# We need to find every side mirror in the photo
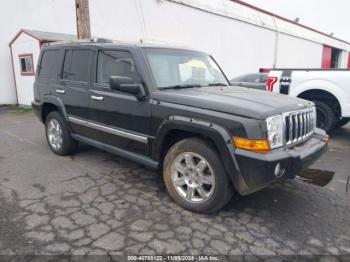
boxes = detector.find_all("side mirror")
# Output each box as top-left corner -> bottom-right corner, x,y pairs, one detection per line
109,76 -> 145,99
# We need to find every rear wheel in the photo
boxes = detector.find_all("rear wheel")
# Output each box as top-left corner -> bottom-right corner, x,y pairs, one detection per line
313,100 -> 337,133
163,138 -> 234,214
335,118 -> 350,129
45,111 -> 78,155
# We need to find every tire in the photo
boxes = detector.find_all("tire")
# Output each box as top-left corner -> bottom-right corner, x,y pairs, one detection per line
313,100 -> 337,133
335,118 -> 350,129
163,138 -> 234,214
45,111 -> 78,155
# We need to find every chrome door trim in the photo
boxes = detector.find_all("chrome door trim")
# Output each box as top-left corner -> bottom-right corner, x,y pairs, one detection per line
55,89 -> 66,94
91,95 -> 104,101
68,116 -> 148,144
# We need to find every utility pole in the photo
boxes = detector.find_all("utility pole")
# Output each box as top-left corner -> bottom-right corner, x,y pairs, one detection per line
75,0 -> 91,39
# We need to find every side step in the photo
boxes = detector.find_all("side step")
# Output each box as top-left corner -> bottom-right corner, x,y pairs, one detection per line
71,134 -> 159,170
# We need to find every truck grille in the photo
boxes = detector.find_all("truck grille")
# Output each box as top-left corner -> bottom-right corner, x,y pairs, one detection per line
284,108 -> 315,146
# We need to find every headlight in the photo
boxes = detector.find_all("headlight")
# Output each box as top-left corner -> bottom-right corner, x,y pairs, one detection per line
266,115 -> 284,149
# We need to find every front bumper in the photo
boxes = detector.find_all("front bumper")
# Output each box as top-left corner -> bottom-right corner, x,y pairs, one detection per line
234,128 -> 328,195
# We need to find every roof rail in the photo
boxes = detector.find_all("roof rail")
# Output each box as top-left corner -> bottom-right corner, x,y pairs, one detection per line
46,38 -> 113,46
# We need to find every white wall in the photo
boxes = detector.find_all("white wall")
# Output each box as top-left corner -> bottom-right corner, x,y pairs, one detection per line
89,0 -> 346,80
276,34 -> 324,68
11,34 -> 41,106
0,0 -> 76,104
89,0 -> 276,79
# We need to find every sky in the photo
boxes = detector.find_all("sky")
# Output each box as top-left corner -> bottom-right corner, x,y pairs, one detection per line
241,0 -> 350,42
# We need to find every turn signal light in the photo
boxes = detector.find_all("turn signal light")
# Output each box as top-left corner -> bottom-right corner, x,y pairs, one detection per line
233,137 -> 270,152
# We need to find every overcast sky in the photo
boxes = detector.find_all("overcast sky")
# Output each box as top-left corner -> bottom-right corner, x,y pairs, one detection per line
242,0 -> 350,42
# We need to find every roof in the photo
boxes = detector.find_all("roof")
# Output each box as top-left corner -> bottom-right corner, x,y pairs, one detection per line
9,29 -> 77,46
168,0 -> 350,51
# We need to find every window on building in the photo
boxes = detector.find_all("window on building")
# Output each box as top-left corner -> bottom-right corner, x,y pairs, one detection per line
19,54 -> 34,76
39,50 -> 61,79
330,48 -> 341,69
62,49 -> 90,82
96,50 -> 139,86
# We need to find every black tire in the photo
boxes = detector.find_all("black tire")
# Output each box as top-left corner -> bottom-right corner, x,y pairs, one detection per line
335,118 -> 350,129
313,100 -> 337,133
45,111 -> 78,155
163,138 -> 234,214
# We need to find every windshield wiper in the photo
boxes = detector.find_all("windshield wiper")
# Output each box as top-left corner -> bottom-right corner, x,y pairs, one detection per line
160,84 -> 202,90
207,82 -> 229,87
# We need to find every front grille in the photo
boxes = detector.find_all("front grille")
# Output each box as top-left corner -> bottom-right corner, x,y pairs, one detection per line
284,108 -> 315,146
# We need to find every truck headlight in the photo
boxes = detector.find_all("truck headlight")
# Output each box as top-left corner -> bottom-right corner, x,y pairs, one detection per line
266,115 -> 284,149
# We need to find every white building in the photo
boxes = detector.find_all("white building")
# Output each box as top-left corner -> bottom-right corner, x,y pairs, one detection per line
2,0 -> 350,105
9,30 -> 76,105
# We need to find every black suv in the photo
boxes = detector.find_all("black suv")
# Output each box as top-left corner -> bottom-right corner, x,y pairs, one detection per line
32,39 -> 328,213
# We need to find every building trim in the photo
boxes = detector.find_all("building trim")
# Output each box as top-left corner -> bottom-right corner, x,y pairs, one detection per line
229,0 -> 350,46
8,29 -> 41,47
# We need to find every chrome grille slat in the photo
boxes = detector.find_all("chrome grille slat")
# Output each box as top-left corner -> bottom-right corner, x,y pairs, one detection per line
303,113 -> 307,137
284,108 -> 315,146
299,113 -> 303,139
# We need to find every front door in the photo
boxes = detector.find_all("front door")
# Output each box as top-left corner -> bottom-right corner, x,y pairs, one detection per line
88,49 -> 151,155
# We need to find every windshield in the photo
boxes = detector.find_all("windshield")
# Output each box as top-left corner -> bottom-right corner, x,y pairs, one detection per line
143,48 -> 229,89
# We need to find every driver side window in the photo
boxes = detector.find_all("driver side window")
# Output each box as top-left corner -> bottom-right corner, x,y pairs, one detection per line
96,50 -> 139,86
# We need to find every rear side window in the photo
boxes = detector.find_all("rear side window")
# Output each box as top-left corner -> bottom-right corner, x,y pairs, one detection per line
96,50 -> 139,86
39,50 -> 61,79
62,49 -> 90,82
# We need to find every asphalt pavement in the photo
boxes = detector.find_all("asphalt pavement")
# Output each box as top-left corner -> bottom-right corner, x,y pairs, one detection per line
0,112 -> 349,259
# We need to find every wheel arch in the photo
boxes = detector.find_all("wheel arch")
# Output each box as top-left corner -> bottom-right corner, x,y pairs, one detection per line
41,95 -> 68,123
152,116 -> 249,194
292,81 -> 345,117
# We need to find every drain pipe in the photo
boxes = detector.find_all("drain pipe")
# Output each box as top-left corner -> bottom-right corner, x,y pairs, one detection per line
273,15 -> 279,68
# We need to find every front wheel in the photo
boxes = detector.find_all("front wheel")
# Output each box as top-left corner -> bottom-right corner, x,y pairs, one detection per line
163,138 -> 234,214
313,100 -> 337,133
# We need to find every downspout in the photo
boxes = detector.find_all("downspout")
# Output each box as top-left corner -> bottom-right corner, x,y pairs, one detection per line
272,15 -> 279,68
9,44 -> 19,105
135,0 -> 148,42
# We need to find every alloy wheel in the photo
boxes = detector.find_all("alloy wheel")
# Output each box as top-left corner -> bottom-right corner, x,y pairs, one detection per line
171,152 -> 215,203
47,119 -> 63,150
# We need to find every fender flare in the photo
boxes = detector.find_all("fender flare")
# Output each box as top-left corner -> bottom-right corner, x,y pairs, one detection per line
41,95 -> 68,122
153,115 -> 250,194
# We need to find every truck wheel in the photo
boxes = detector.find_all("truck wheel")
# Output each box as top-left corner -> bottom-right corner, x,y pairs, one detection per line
335,118 -> 350,129
45,111 -> 78,155
313,100 -> 337,133
163,138 -> 234,214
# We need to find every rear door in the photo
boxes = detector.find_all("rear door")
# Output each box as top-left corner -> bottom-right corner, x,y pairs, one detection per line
57,48 -> 93,138
88,48 -> 151,155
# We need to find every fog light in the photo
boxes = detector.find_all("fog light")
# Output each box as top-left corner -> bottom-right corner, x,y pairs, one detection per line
274,162 -> 286,178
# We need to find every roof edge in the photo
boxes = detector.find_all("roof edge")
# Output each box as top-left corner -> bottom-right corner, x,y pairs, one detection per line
230,0 -> 350,46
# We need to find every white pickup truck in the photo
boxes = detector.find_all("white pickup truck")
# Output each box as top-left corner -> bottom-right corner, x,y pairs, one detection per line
266,69 -> 350,132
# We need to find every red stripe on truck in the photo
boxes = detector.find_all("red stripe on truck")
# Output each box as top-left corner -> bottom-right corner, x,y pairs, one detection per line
348,53 -> 350,68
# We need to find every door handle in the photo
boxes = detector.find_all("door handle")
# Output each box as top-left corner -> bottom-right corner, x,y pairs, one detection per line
91,95 -> 104,101
55,89 -> 66,94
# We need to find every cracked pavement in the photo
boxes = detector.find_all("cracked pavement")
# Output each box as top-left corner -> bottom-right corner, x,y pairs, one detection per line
0,112 -> 349,258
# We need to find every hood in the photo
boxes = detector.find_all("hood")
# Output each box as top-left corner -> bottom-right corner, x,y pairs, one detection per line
153,86 -> 313,119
